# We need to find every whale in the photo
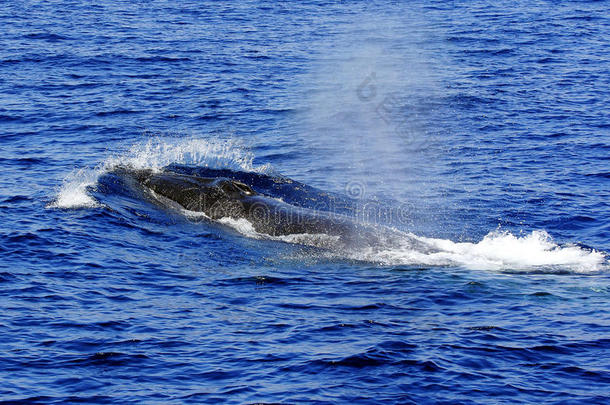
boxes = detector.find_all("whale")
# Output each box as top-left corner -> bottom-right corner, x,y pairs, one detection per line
111,166 -> 437,253
114,167 -> 363,243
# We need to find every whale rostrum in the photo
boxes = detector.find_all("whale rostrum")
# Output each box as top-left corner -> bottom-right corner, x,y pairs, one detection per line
116,167 -> 358,239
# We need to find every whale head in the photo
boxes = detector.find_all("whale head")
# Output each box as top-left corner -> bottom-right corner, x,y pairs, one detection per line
116,167 -> 257,218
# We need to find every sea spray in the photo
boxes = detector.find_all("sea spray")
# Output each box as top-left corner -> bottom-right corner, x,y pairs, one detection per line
49,137 -> 271,209
365,230 -> 607,273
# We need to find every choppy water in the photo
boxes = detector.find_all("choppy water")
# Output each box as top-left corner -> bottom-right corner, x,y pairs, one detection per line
1,1 -> 609,403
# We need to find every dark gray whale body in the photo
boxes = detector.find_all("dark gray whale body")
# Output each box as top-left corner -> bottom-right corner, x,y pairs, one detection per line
118,167 -> 360,241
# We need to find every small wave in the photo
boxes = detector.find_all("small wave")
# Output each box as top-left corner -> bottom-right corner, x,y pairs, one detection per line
95,109 -> 142,117
134,56 -> 192,63
0,114 -> 25,123
23,32 -> 71,42
49,137 -> 271,209
366,230 -> 606,273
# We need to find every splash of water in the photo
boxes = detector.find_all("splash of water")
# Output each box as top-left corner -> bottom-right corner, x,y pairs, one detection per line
186,210 -> 343,250
47,167 -> 102,209
105,137 -> 271,173
49,137 -> 271,209
182,206 -> 606,273
361,230 -> 607,273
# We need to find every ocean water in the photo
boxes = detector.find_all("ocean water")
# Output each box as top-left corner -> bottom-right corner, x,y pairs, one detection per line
1,0 -> 609,403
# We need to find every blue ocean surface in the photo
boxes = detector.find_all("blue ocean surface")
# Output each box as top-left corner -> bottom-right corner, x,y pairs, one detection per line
1,0 -> 609,403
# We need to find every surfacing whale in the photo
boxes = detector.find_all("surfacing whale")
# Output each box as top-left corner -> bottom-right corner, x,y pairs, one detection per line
112,166 -> 438,254
115,167 -> 366,245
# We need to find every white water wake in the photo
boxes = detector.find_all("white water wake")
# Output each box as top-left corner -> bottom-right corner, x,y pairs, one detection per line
186,208 -> 607,273
363,230 -> 607,273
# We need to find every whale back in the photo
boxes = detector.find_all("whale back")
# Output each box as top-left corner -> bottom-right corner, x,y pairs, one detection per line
139,172 -> 256,219
115,167 -> 357,241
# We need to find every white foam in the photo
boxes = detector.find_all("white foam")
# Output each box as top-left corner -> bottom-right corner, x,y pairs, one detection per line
364,230 -> 607,273
104,137 -> 271,173
47,167 -> 102,209
209,214 -> 606,273
49,137 -> 270,209
216,216 -> 342,249
217,217 -> 261,238
276,232 -> 342,248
